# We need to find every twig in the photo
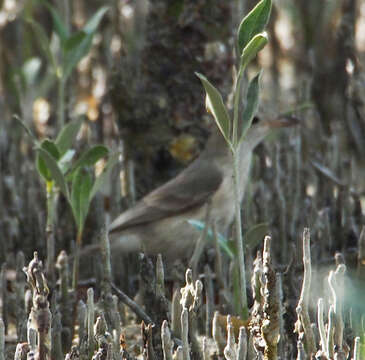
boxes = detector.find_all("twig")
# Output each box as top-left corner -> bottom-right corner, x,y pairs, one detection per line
171,288 -> 182,337
213,311 -> 225,359
181,308 -> 190,360
317,298 -> 327,355
224,315 -> 237,360
161,320 -> 173,360
87,288 -> 95,358
295,228 -> 316,356
111,282 -> 154,325
327,305 -> 335,359
204,264 -> 214,336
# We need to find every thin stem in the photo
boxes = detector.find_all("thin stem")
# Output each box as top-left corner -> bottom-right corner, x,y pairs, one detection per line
72,230 -> 82,290
100,225 -> 112,293
58,78 -> 65,129
317,298 -> 327,355
232,65 -> 245,146
46,182 -> 56,284
233,151 -> 248,319
62,0 -> 70,34
87,288 -> 95,357
232,58 -> 248,319
0,318 -> 4,360
296,228 -> 316,356
111,283 -> 153,325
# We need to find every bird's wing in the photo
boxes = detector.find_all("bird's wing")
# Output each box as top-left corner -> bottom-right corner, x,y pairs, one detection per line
109,160 -> 223,232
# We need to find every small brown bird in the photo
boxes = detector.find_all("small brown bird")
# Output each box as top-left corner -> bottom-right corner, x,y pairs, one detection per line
107,117 -> 296,260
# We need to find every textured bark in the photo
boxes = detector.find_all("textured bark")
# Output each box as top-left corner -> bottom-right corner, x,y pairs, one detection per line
110,1 -> 234,196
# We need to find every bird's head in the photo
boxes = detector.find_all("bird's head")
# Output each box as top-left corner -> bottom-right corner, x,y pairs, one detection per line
204,115 -> 299,160
241,115 -> 299,151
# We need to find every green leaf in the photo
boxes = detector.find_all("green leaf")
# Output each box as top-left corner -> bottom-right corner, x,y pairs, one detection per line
37,138 -> 61,181
187,219 -> 234,259
83,6 -> 109,34
22,58 -> 42,87
62,6 -> 108,80
45,3 -> 69,43
71,169 -> 92,231
237,0 -> 272,54
244,223 -> 268,249
68,145 -> 109,178
195,72 -> 231,145
13,115 -> 39,146
239,71 -> 261,143
55,118 -> 83,155
27,19 -> 57,70
58,149 -> 76,174
241,32 -> 268,68
37,147 -> 69,199
64,31 -> 88,52
63,33 -> 92,80
37,155 -> 51,181
42,139 -> 60,159
89,152 -> 119,200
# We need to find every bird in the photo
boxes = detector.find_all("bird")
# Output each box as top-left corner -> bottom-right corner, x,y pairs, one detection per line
106,116 -> 297,261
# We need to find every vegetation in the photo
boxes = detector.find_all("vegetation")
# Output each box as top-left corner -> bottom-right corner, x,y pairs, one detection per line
0,0 -> 364,359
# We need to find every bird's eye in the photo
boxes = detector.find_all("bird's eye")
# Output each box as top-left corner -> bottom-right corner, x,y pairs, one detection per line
252,116 -> 260,125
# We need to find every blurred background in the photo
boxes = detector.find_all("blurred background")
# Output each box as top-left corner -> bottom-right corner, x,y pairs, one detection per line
0,0 -> 364,275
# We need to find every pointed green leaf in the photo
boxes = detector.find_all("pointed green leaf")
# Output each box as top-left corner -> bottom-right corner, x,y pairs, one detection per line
241,32 -> 268,68
36,139 -> 60,181
63,33 -> 92,80
37,148 -> 69,199
244,223 -> 268,249
69,145 -> 109,177
64,31 -> 88,52
35,159 -> 51,183
36,152 -> 50,181
35,153 -> 52,182
41,139 -> 61,159
237,0 -> 272,54
83,6 -> 109,34
55,118 -> 83,155
45,3 -> 69,43
89,152 -> 119,200
13,115 -> 39,146
27,20 -> 57,69
71,169 -> 92,231
239,71 -> 261,142
195,72 -> 231,145
62,6 -> 108,80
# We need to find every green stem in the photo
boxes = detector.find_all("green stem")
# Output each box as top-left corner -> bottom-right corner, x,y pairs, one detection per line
46,182 -> 56,284
58,77 -> 65,129
63,0 -> 70,34
232,152 -> 248,319
72,229 -> 82,290
232,261 -> 241,314
46,182 -> 56,233
231,59 -> 248,319
232,63 -> 245,146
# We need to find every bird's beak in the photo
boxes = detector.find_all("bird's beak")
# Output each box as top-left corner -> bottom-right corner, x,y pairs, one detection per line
263,115 -> 300,128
